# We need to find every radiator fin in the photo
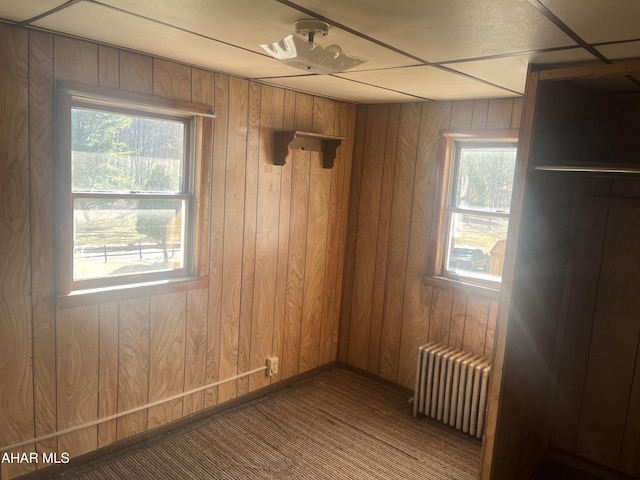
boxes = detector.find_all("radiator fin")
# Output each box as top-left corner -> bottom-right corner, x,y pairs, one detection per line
413,342 -> 491,439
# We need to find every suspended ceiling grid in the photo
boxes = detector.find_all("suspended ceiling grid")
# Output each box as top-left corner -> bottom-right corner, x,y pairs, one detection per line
1,0 -> 639,103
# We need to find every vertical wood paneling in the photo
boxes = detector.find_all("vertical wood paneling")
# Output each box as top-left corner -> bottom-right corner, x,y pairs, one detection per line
462,297 -> 490,357
398,102 -> 451,387
191,68 -> 214,279
320,101 -> 348,366
117,298 -> 150,440
148,292 -> 186,428
428,288 -> 453,345
575,205 -> 640,468
249,84 -> 283,390
271,89 -> 296,382
98,45 -> 119,88
0,24 -> 36,480
183,288 -> 208,415
486,98 -> 515,129
204,73 -> 228,406
378,103 -> 422,381
282,149 -> 310,378
315,97 -> 342,367
368,104 -> 400,374
510,98 -> 523,129
237,79 -> 259,396
485,300 -> 499,358
471,100 -> 489,129
449,292 -> 468,350
299,98 -> 334,373
53,36 -> 98,84
153,59 -> 191,101
119,51 -> 152,94
348,104 -> 389,370
338,105 -> 366,364
57,306 -> 99,457
97,302 -> 119,448
4,24 -> 357,476
550,196 -> 607,451
449,100 -> 474,130
331,104 -> 357,363
298,151 -> 331,372
28,29 -> 58,466
344,98 -> 518,388
282,94 -> 313,379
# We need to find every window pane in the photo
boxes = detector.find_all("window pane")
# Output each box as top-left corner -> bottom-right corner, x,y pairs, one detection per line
74,198 -> 185,280
454,147 -> 516,213
446,212 -> 509,282
71,108 -> 185,193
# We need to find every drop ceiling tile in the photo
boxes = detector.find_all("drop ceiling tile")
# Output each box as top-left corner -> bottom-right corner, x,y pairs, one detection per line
260,75 -> 421,104
447,47 -> 598,94
336,65 -> 516,101
97,0 -> 419,71
0,0 -> 69,22
293,0 -> 577,62
32,1 -> 303,79
596,41 -> 640,62
540,0 -> 640,44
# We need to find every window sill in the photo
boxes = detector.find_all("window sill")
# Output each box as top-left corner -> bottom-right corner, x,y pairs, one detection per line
57,277 -> 209,309
423,275 -> 501,301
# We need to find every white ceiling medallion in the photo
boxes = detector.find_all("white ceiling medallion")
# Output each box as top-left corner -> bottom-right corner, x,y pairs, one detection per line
260,19 -> 367,74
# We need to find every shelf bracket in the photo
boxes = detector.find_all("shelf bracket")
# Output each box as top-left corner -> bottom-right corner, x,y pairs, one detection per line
274,131 -> 346,168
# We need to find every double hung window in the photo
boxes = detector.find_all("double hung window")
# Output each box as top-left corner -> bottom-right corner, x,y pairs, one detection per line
436,131 -> 518,285
56,84 -> 206,294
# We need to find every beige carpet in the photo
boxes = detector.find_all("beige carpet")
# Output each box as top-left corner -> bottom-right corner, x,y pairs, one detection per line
51,369 -> 481,479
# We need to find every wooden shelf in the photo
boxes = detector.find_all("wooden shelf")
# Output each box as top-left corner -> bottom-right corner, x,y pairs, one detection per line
274,131 -> 346,168
534,164 -> 640,174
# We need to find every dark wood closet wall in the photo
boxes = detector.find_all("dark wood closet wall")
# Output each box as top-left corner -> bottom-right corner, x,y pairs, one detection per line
485,64 -> 640,480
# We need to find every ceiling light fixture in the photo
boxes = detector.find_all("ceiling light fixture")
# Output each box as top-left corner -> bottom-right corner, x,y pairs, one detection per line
260,19 -> 367,74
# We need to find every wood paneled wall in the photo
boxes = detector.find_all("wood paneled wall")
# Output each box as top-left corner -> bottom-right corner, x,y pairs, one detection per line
0,23 -> 354,480
340,98 -> 522,388
550,178 -> 640,478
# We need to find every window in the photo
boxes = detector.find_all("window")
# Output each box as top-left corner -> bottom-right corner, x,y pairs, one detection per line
56,83 -> 212,294
434,130 -> 518,286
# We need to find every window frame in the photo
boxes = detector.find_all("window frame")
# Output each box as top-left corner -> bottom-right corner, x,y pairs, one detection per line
429,129 -> 519,288
55,81 -> 214,296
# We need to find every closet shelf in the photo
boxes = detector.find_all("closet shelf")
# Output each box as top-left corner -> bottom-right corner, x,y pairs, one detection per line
273,131 -> 346,168
534,164 -> 640,174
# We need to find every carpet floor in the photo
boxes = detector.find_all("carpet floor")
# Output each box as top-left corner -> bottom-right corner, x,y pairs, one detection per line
45,368 -> 482,479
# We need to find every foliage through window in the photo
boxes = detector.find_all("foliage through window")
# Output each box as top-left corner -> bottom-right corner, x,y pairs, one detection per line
439,132 -> 518,285
57,87 -> 198,292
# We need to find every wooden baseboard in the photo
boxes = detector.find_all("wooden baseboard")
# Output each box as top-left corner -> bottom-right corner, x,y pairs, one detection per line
18,362 -> 338,480
336,361 -> 414,397
547,449 -> 638,480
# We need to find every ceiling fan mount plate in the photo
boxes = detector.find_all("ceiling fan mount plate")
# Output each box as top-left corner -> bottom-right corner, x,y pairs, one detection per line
294,19 -> 329,40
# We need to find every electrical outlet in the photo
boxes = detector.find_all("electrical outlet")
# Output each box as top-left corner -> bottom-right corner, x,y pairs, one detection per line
266,356 -> 278,376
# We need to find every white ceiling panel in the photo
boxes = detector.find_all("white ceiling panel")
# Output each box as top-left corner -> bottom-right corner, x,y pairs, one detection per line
0,0 -> 68,22
447,48 -> 598,94
2,0 -> 631,103
32,1 -> 302,79
261,74 -> 420,104
337,66 -> 516,101
293,0 -> 577,62
596,41 -> 640,62
540,0 -> 640,44
96,0 -> 419,72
